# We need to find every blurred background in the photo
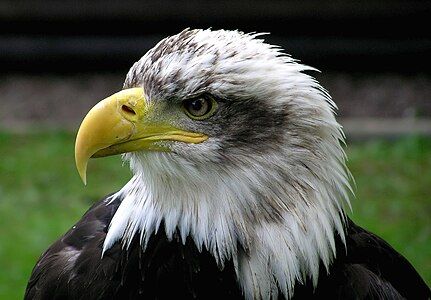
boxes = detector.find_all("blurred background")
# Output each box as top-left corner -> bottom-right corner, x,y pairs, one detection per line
0,0 -> 430,298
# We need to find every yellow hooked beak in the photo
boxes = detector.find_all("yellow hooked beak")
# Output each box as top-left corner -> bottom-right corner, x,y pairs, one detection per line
75,88 -> 208,185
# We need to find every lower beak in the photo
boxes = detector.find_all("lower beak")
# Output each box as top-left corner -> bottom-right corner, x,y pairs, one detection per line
74,88 -> 207,184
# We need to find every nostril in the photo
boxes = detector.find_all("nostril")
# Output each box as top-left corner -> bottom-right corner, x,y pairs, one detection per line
121,105 -> 136,115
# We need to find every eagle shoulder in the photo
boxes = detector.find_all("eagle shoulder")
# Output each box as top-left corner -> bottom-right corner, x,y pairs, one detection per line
341,219 -> 430,299
295,218 -> 431,299
24,194 -> 121,300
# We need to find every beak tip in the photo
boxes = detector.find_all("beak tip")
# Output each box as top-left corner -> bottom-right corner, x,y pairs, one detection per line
76,161 -> 88,186
79,170 -> 87,186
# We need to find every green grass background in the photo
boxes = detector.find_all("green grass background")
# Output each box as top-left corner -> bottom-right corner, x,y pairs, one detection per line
0,131 -> 430,299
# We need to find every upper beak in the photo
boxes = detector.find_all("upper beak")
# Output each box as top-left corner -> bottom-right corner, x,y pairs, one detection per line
75,88 -> 208,185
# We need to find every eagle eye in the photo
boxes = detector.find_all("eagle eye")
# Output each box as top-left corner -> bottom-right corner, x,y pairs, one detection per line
182,96 -> 217,120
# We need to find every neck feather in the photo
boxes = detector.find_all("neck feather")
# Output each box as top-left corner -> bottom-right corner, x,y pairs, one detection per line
103,135 -> 351,299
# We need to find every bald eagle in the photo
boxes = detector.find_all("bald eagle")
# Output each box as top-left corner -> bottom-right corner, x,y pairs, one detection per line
25,29 -> 429,300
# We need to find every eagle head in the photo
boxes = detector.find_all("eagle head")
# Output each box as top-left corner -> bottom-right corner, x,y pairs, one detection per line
75,29 -> 352,299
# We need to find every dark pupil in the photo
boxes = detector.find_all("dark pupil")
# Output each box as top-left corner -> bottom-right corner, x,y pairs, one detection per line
191,100 -> 203,112
187,98 -> 209,117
